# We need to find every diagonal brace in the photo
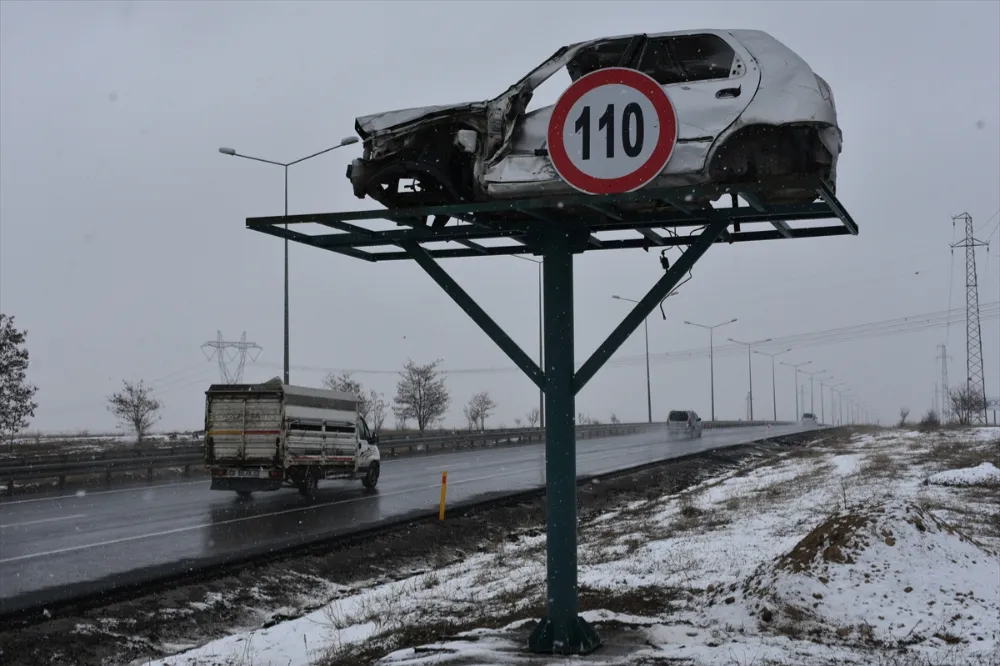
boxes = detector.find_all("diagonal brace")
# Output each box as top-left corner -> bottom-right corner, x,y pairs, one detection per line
402,242 -> 545,390
574,220 -> 730,394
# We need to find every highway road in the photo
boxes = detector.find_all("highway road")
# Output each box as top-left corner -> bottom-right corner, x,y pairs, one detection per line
0,423 -> 818,614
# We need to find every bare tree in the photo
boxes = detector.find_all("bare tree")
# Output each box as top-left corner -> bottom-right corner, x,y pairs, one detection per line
463,391 -> 497,430
898,407 -> 910,427
462,401 -> 477,430
108,380 -> 162,443
949,385 -> 987,425
393,359 -> 450,433
514,417 -> 523,428
610,413 -> 621,425
919,409 -> 941,430
324,372 -> 370,421
0,314 -> 39,451
525,406 -> 540,428
369,390 -> 387,433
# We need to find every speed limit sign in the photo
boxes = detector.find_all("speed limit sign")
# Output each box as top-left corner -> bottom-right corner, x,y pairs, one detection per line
547,67 -> 678,195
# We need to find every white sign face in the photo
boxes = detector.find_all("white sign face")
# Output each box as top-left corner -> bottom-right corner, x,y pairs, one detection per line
547,67 -> 678,195
560,84 -> 662,181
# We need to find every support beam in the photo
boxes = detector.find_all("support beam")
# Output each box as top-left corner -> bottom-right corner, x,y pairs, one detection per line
527,226 -> 601,655
402,242 -> 545,390
574,220 -> 730,394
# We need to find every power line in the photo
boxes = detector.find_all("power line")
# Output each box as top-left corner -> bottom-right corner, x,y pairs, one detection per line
256,302 -> 998,377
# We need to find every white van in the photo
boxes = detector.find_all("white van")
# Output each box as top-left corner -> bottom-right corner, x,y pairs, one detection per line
667,410 -> 703,438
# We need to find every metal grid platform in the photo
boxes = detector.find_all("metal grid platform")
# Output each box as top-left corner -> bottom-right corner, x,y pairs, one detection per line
245,176 -> 857,261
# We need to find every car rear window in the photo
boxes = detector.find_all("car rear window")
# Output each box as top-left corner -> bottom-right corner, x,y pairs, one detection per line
668,410 -> 689,421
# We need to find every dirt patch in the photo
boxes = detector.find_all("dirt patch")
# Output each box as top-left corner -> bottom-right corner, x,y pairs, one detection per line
0,436 -> 818,666
774,510 -> 877,573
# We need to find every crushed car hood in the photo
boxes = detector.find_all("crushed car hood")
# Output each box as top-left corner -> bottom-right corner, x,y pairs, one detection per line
355,101 -> 486,140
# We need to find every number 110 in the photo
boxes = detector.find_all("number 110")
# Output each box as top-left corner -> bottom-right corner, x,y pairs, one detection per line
573,102 -> 645,160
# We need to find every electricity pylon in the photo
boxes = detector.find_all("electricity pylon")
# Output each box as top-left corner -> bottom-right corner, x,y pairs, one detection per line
201,331 -> 262,384
951,213 -> 989,424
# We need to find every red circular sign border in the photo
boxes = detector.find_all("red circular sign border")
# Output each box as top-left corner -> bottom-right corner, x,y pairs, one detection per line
547,67 -> 678,195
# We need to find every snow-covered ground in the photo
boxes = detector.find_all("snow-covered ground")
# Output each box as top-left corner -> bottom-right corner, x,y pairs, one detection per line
139,427 -> 1000,666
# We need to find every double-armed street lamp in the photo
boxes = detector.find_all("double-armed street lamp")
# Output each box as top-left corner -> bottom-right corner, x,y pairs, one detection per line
728,337 -> 772,421
781,360 -> 812,421
802,369 -> 826,414
683,318 -> 737,421
218,136 -> 360,384
612,293 -> 678,423
754,348 -> 792,421
514,255 -> 544,427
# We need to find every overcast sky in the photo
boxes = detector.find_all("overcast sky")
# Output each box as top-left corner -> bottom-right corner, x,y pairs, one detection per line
1,0 -> 998,434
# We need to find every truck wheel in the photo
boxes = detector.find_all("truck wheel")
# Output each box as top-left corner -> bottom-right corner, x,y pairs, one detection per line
297,471 -> 319,499
362,462 -> 380,491
236,491 -> 253,501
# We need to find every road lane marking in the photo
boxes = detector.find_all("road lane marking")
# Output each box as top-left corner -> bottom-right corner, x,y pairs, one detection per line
0,465 -> 549,564
0,513 -> 87,529
0,480 -> 212,506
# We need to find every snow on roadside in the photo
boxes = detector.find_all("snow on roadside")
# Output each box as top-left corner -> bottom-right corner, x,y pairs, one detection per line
928,462 -> 1000,487
142,428 -> 1000,666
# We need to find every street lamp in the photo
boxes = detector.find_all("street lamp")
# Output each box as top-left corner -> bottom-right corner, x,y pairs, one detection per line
515,255 -> 544,428
613,293 -> 678,423
781,360 -> 812,421
683,318 -> 737,422
802,369 -> 826,414
754,348 -> 792,422
218,135 -> 360,384
728,337 -> 772,421
818,376 -> 834,424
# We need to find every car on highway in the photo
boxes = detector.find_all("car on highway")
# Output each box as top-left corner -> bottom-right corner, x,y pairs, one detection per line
667,409 -> 703,438
801,412 -> 818,424
346,29 -> 841,217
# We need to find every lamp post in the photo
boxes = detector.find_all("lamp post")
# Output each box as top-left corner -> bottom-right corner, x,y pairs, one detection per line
831,383 -> 844,425
781,360 -> 812,421
218,136 -> 360,384
803,369 -> 826,414
683,318 -> 737,422
613,293 -> 677,423
819,376 -> 834,424
515,255 -> 544,428
728,337 -> 772,421
754,348 -> 792,422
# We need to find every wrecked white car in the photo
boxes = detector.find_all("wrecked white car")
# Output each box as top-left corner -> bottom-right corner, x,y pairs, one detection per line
346,30 -> 841,214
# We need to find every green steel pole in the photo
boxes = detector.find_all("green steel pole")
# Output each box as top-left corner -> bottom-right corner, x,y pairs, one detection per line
528,228 -> 599,655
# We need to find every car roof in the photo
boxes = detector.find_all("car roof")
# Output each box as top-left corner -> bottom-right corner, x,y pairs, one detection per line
563,28 -> 772,50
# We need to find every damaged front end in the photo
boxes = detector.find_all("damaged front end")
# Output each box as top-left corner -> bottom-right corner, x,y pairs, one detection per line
346,101 -> 490,209
345,42 -> 593,211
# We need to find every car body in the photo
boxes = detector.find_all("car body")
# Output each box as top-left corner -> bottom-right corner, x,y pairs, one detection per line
667,409 -> 703,438
346,30 -> 841,216
801,412 -> 818,424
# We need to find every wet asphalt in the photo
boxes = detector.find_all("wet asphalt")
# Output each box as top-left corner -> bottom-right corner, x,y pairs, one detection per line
0,423 -> 818,614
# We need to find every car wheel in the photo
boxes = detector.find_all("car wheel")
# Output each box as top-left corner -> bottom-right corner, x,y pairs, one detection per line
362,462 -> 380,491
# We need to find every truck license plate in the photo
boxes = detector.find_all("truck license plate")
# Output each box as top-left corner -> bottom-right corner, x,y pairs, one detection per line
229,469 -> 261,478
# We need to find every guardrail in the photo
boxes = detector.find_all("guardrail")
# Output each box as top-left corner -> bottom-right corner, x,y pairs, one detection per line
0,420 -> 790,496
